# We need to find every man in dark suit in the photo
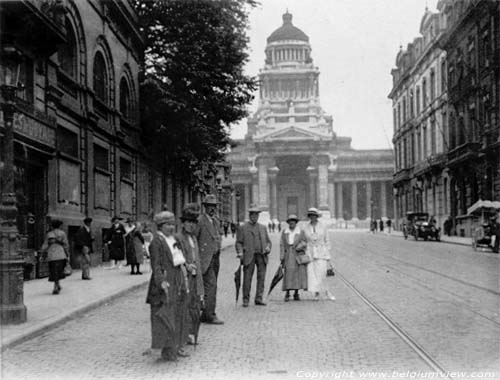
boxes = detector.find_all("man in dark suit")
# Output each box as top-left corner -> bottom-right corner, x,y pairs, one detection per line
196,194 -> 223,324
236,205 -> 272,307
74,217 -> 93,280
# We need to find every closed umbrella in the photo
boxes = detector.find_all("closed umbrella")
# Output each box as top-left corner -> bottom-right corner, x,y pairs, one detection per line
234,264 -> 242,304
267,264 -> 284,297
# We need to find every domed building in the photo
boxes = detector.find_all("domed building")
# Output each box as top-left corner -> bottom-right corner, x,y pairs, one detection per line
228,12 -> 394,226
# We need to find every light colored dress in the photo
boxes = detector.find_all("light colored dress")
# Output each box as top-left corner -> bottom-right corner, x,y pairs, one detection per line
303,221 -> 331,293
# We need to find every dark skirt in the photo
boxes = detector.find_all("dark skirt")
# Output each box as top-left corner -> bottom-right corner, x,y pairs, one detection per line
48,259 -> 66,282
109,246 -> 125,261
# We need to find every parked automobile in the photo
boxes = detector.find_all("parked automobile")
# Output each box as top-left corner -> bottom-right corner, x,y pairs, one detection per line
405,212 -> 440,241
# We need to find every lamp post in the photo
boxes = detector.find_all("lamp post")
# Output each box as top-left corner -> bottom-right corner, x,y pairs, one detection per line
235,190 -> 241,224
0,48 -> 27,324
370,199 -> 374,233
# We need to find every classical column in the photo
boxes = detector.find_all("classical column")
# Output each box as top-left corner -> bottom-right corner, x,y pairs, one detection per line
366,181 -> 372,220
381,181 -> 387,218
307,169 -> 317,207
257,158 -> 270,224
244,183 -> 250,218
351,181 -> 358,220
251,177 -> 258,205
328,181 -> 336,220
268,166 -> 279,220
232,188 -> 237,222
317,159 -> 330,219
337,182 -> 344,220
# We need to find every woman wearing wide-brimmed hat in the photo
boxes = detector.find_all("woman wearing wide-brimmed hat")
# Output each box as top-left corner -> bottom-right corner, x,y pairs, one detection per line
41,219 -> 69,295
280,214 -> 308,301
303,208 -> 335,301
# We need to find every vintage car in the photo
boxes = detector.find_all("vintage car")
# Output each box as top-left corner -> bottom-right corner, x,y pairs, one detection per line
404,212 -> 440,241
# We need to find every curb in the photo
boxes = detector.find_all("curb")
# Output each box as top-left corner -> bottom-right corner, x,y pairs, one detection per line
388,232 -> 471,247
1,281 -> 149,352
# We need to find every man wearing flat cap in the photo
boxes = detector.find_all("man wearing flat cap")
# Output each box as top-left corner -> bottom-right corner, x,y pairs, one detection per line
236,204 -> 272,307
196,194 -> 224,324
74,217 -> 94,280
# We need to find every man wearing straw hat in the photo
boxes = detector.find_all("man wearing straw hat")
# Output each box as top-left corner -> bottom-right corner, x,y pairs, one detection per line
235,204 -> 272,307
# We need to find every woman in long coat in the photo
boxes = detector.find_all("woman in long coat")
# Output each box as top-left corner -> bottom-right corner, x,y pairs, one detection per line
125,220 -> 145,275
303,208 -> 335,301
106,216 -> 126,269
280,214 -> 308,301
146,211 -> 189,362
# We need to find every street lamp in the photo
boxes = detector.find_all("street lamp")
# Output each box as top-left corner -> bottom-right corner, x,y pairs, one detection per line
235,190 -> 241,224
0,47 -> 27,324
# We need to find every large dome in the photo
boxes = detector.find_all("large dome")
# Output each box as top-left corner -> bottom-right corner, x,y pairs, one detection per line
267,12 -> 309,43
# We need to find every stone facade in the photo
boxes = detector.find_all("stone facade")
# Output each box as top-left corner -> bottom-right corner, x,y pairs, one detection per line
228,12 -> 394,226
389,1 -> 500,236
389,8 -> 449,231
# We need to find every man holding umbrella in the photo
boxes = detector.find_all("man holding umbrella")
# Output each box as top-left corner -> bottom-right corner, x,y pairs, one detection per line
235,204 -> 272,307
196,194 -> 224,324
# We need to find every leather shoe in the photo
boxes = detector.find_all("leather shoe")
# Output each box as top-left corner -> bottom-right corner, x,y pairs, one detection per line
242,302 -> 249,308
255,301 -> 266,306
82,277 -> 92,280
205,317 -> 224,325
284,294 -> 290,302
177,349 -> 190,358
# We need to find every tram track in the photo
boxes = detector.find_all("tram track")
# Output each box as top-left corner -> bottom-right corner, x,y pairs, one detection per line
335,269 -> 451,379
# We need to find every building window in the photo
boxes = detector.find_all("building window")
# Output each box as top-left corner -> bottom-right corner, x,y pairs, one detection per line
120,158 -> 132,180
417,129 -> 421,162
430,119 -> 436,154
402,97 -> 407,122
442,111 -> 448,150
94,144 -> 109,172
441,59 -> 447,93
393,108 -> 397,132
397,103 -> 401,129
430,70 -> 436,101
411,133 -> 415,165
410,90 -> 414,118
58,18 -> 77,78
119,78 -> 131,120
57,127 -> 78,158
416,87 -> 421,114
422,78 -> 427,108
93,52 -> 107,103
423,126 -> 427,158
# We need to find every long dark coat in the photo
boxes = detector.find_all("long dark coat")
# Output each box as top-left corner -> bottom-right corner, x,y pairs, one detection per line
106,223 -> 126,261
146,233 -> 188,351
235,222 -> 272,266
280,229 -> 308,290
125,228 -> 145,265
195,214 -> 222,274
176,230 -> 204,338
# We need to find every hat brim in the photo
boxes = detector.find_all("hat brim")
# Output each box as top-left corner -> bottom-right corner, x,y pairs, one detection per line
248,210 -> 261,213
287,218 -> 299,223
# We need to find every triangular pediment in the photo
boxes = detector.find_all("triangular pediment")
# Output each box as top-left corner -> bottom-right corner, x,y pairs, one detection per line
259,126 -> 324,141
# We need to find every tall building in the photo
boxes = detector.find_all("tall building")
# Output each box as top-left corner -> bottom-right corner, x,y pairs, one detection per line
389,8 -> 449,231
437,0 -> 500,236
228,12 -> 394,226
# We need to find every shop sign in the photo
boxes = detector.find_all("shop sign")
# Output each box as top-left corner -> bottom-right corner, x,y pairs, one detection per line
0,110 -> 56,147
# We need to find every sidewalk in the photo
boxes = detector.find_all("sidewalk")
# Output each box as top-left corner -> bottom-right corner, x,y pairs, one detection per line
0,236 -> 236,351
386,229 -> 472,246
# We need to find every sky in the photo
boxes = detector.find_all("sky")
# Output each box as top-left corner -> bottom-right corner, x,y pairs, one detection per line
231,0 -> 439,150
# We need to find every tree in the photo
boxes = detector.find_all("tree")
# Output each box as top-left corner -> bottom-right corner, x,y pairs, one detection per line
137,0 -> 257,182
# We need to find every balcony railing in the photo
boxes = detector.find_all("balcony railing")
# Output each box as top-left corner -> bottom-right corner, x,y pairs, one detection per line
393,168 -> 411,184
447,141 -> 481,166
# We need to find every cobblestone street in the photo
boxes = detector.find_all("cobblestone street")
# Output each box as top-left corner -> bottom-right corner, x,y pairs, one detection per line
2,231 -> 499,380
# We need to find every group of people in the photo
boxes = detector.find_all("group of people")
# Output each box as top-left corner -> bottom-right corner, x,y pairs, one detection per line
147,195 -> 225,362
267,220 -> 281,233
370,218 -> 392,233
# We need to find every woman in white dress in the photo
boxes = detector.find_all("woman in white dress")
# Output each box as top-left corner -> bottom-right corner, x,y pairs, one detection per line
303,207 -> 335,301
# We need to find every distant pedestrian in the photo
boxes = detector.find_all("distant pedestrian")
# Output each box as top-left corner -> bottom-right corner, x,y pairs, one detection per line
146,211 -> 189,361
223,220 -> 229,238
280,214 -> 307,302
230,222 -> 237,238
125,218 -> 145,275
492,213 -> 500,253
236,204 -> 272,307
73,217 -> 93,280
176,203 -> 204,346
196,194 -> 224,324
105,216 -> 126,269
277,220 -> 281,232
379,219 -> 384,232
443,216 -> 452,236
142,223 -> 154,257
41,220 -> 69,295
268,222 -> 272,233
303,208 -> 335,301
373,220 -> 378,233
386,218 -> 392,233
